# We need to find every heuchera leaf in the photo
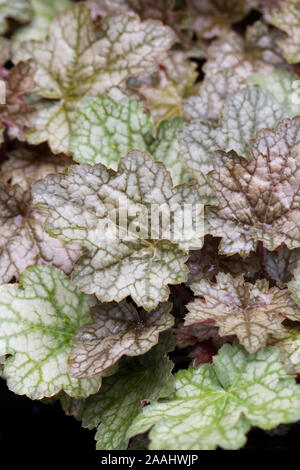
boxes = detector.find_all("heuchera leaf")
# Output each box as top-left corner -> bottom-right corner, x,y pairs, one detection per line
62,332 -> 175,450
0,61 -> 36,143
0,0 -> 32,34
0,145 -> 67,190
265,245 -> 300,288
180,86 -> 288,180
0,265 -> 102,399
128,342 -> 300,450
13,3 -> 175,154
69,301 -> 174,378
186,0 -> 257,39
270,325 -> 300,374
183,70 -> 245,122
33,151 -> 204,310
249,69 -> 300,117
186,272 -> 300,353
263,0 -> 300,63
204,22 -> 288,81
71,95 -> 190,185
0,179 -> 81,284
12,0 -> 71,49
207,118 -> 300,256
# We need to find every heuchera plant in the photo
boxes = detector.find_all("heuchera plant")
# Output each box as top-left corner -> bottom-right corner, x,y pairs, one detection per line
2,0 -> 300,451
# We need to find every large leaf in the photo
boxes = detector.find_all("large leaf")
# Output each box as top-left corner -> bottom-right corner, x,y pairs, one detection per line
13,3 -> 175,154
62,332 -> 175,450
0,265 -> 102,399
71,95 -> 190,185
33,151 -> 204,310
263,0 -> 300,63
0,179 -> 81,284
180,86 -> 287,180
0,0 -> 32,34
69,301 -> 174,378
13,0 -> 71,49
207,117 -> 300,256
186,272 -> 300,353
128,342 -> 300,450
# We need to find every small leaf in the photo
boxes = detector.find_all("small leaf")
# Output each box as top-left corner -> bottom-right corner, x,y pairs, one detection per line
13,3 -> 175,154
270,325 -> 300,374
207,118 -> 300,256
128,342 -> 300,450
63,332 -> 175,450
265,245 -> 300,288
33,151 -> 204,310
69,301 -> 174,378
186,272 -> 300,353
0,265 -> 102,399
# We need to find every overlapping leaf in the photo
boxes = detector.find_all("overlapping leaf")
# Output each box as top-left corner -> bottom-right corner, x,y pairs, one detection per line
0,0 -> 32,34
186,0 -> 257,39
0,145 -> 67,190
0,265 -> 102,399
62,332 -> 175,450
204,22 -> 288,81
69,301 -> 174,378
263,0 -> 300,63
33,151 -> 204,310
71,95 -> 190,185
207,118 -> 300,256
13,3 -> 175,154
180,86 -> 288,180
185,272 -> 300,353
0,171 -> 81,284
265,245 -> 300,287
0,61 -> 36,143
128,342 -> 300,450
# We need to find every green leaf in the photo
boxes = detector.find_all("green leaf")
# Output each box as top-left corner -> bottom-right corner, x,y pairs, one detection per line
263,0 -> 300,63
128,342 -> 300,450
180,86 -> 288,180
207,117 -> 300,256
0,0 -> 32,34
63,332 -> 175,450
71,95 -> 190,185
13,3 -> 175,154
186,273 -> 300,353
33,151 -> 204,310
0,265 -> 102,399
249,69 -> 300,117
69,301 -> 174,378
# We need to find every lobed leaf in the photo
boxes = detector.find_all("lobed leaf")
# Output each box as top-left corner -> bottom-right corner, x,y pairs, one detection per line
69,301 -> 174,378
33,151 -> 204,310
128,342 -> 300,450
207,118 -> 300,256
13,3 -> 175,154
0,265 -> 102,399
186,272 -> 300,353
